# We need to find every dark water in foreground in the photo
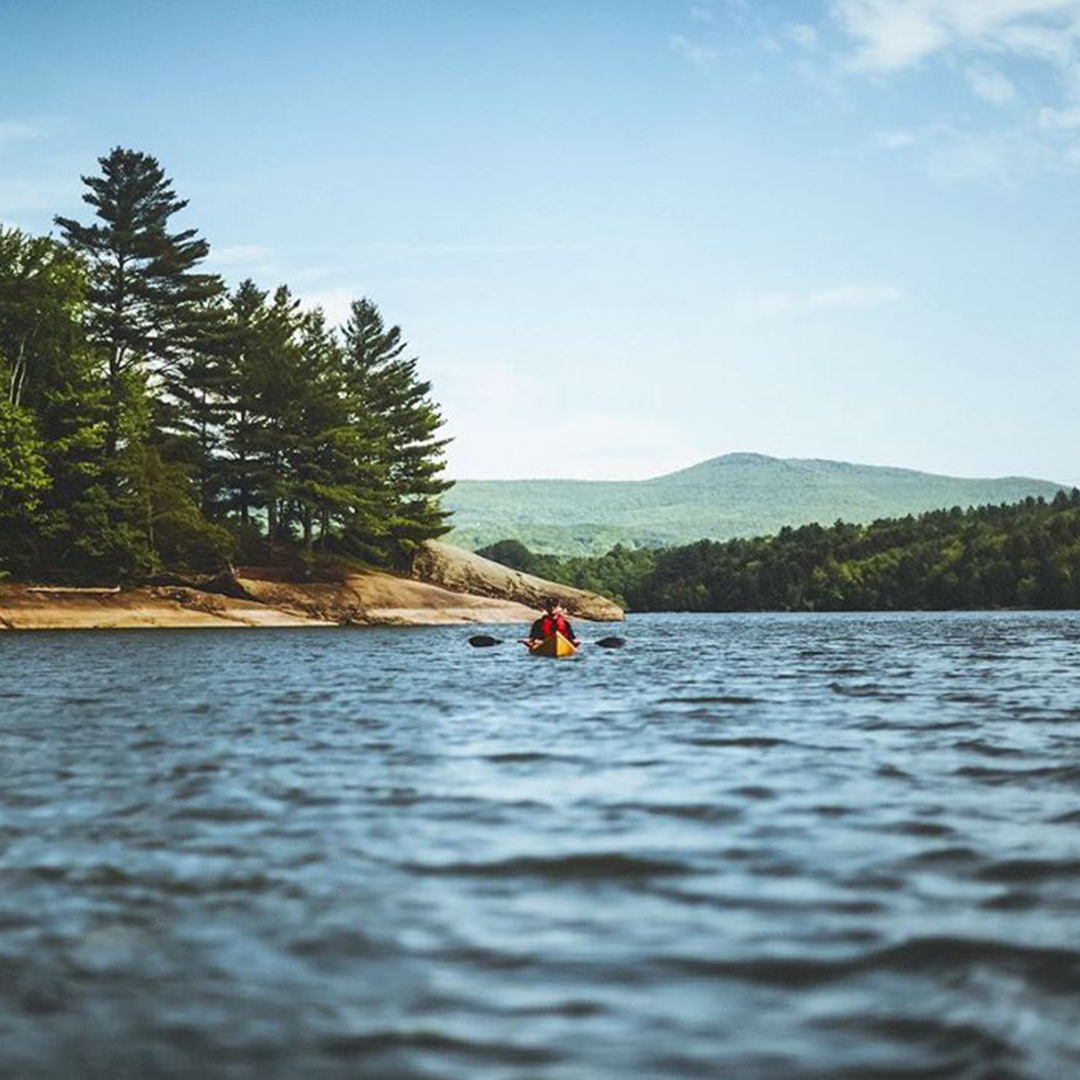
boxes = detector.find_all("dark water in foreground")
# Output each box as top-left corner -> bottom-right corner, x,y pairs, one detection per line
2,612 -> 1080,1079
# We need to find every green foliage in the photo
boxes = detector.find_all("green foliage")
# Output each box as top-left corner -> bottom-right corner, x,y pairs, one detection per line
55,147 -> 224,455
447,453 -> 1065,556
478,540 -> 656,609
0,227 -> 120,579
0,150 -> 453,583
0,399 -> 50,575
0,227 -> 88,413
505,495 -> 1080,612
476,538 -> 534,571
343,298 -> 452,559
119,441 -> 235,575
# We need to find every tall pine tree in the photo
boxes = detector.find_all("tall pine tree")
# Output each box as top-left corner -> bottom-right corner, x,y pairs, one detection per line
343,298 -> 451,557
55,148 -> 223,457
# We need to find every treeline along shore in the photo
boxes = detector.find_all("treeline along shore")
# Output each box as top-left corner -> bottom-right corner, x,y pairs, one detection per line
1,147 -> 453,586
0,147 -> 626,629
480,492 -> 1080,612
5,147 -> 1077,625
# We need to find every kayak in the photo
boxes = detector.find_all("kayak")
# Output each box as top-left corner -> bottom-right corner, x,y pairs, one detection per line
528,632 -> 578,659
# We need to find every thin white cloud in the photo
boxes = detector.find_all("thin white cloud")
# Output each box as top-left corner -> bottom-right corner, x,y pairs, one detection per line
826,2 -> 1080,176
690,5 -> 716,23
830,0 -> 1080,118
875,129 -> 918,148
1039,102 -> 1080,125
965,64 -> 1017,103
794,57 -> 856,108
670,33 -> 721,68
784,22 -> 820,49
755,284 -> 903,316
868,118 -> 1076,182
923,125 -> 1068,182
0,120 -> 46,149
831,0 -> 949,72
830,1 -> 1080,74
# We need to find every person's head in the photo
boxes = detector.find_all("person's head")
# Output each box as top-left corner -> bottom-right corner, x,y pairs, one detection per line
543,597 -> 559,614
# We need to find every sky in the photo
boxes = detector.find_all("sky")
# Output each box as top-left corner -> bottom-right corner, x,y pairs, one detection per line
2,0 -> 1079,483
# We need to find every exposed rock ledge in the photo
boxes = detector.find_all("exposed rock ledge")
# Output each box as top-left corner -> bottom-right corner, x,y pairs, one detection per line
0,542 -> 622,631
411,541 -> 621,621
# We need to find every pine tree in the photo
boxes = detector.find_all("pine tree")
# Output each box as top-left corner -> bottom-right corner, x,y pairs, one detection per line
155,293 -> 234,516
342,298 -> 451,557
243,285 -> 307,547
55,147 -> 223,457
279,307 -> 359,559
216,279 -> 270,536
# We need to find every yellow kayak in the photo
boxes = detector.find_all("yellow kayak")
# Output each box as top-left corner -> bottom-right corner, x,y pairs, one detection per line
528,632 -> 578,659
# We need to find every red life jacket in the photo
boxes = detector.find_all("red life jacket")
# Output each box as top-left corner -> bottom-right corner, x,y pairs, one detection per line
540,613 -> 568,638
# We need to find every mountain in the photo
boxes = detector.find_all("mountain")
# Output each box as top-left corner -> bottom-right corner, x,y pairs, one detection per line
444,452 -> 1068,555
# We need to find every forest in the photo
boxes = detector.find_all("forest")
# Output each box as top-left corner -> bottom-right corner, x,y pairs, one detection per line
0,149 -> 450,582
479,492 -> 1080,611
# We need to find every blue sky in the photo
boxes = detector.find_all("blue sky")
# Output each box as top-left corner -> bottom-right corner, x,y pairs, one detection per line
3,0 -> 1079,483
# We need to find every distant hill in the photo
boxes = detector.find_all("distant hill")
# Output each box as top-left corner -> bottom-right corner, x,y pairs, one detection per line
445,452 -> 1067,555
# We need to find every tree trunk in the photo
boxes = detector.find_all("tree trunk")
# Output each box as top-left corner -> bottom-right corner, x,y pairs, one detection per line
106,347 -> 122,459
9,338 -> 27,407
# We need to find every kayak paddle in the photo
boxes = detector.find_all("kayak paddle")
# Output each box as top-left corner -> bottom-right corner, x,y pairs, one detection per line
468,634 -> 625,649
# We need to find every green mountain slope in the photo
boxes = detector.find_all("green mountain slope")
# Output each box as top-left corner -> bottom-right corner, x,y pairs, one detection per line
445,452 -> 1067,555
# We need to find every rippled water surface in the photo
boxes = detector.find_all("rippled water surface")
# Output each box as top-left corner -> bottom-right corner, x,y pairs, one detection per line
3,612 -> 1080,1079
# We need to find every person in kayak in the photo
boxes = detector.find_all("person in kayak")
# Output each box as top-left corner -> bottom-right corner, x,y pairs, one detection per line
528,597 -> 581,647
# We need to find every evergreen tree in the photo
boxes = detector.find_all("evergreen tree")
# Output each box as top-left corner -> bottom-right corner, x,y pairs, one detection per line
55,147 -> 223,457
1,151 -> 458,583
155,293 -> 234,517
216,279 -> 270,536
342,298 -> 451,556
278,306 -> 350,557
240,285 -> 307,547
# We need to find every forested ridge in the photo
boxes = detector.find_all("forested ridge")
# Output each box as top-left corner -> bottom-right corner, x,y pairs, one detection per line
479,492 -> 1080,611
447,453 -> 1063,555
0,149 -> 450,582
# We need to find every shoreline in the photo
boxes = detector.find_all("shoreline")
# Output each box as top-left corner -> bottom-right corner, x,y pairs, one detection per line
0,542 -> 624,631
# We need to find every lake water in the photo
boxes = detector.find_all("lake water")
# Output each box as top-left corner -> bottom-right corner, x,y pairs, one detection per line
2,612 -> 1080,1079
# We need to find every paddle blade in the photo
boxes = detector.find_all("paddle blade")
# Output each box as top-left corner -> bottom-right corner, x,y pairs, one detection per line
468,634 -> 502,647
595,636 -> 626,649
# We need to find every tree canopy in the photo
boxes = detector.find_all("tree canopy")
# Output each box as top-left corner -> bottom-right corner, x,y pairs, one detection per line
480,492 -> 1080,612
0,149 -> 451,581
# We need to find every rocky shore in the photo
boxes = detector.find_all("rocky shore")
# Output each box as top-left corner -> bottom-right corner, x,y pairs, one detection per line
0,542 -> 623,631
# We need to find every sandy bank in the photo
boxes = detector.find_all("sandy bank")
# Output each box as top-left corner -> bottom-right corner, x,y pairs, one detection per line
0,543 -> 622,631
